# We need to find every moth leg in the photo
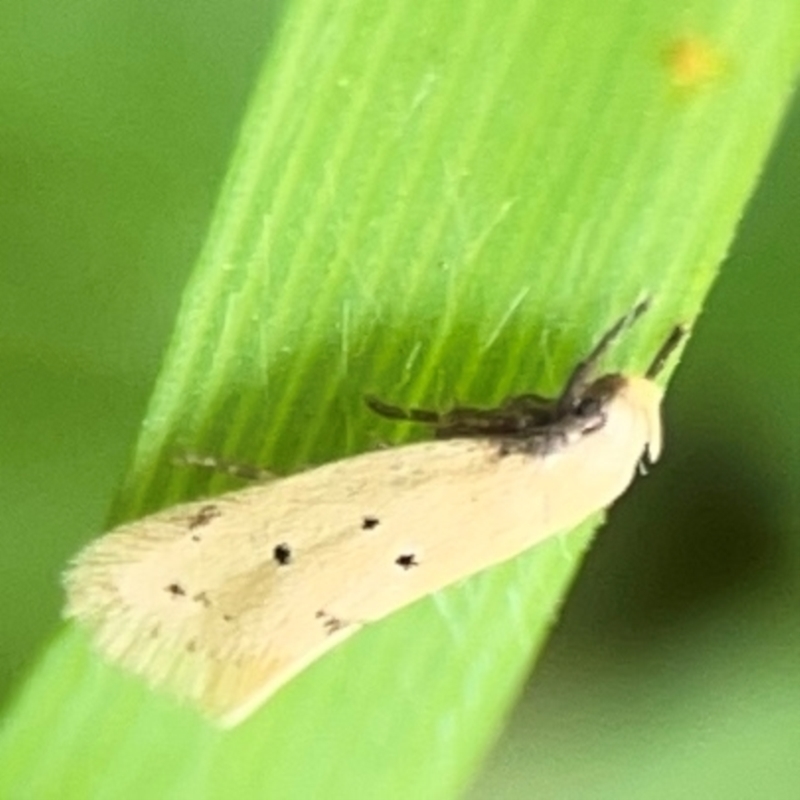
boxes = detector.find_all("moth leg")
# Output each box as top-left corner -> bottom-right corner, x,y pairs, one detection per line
364,395 -> 442,425
499,393 -> 556,415
557,298 -> 650,413
173,453 -> 277,482
646,324 -> 687,379
501,392 -> 552,406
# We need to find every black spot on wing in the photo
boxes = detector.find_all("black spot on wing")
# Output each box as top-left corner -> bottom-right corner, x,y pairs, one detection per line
361,516 -> 380,530
315,609 -> 348,635
193,591 -> 211,608
167,583 -> 214,608
187,504 -> 222,531
395,554 -> 419,570
273,543 -> 292,565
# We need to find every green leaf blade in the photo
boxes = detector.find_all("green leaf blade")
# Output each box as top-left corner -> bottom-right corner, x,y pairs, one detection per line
3,0 -> 799,797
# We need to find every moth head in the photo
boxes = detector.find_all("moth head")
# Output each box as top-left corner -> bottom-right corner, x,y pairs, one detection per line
552,305 -> 684,456
562,372 -> 663,459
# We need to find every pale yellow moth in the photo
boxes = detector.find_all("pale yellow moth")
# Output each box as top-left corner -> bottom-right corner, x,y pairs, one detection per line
63,301 -> 684,727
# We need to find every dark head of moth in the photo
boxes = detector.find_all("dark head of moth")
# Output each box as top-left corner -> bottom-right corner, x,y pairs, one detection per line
366,300 -> 684,457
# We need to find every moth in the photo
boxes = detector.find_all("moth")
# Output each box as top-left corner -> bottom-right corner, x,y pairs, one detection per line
64,300 -> 684,727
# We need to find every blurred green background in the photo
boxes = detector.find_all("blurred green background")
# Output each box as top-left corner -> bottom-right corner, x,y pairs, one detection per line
1,2 -> 797,797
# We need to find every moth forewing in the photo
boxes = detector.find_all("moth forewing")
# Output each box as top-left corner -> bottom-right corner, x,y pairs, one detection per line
63,305 -> 683,726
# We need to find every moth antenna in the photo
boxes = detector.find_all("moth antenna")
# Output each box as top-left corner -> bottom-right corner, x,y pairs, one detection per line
174,453 -> 276,482
365,395 -> 442,425
557,298 -> 650,412
646,324 -> 687,379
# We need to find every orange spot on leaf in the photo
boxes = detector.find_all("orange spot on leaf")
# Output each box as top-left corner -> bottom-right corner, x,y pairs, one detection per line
662,34 -> 727,91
